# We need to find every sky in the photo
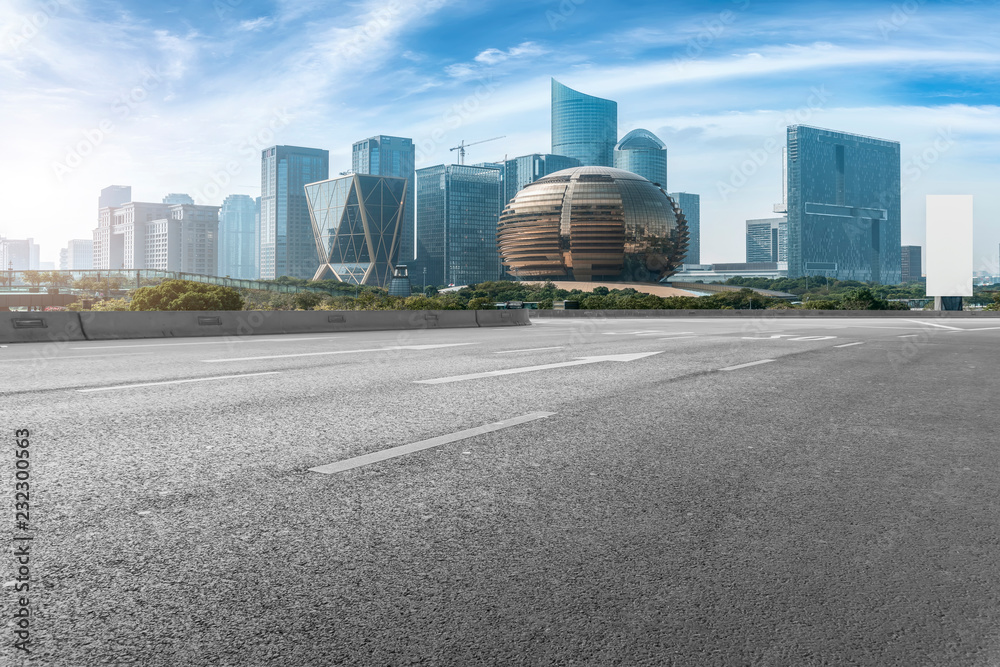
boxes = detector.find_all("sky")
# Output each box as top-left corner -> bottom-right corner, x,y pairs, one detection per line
1,0 -> 999,273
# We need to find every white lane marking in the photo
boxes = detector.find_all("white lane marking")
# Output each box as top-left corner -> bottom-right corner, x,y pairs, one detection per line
71,335 -> 351,350
0,352 -> 149,363
905,319 -> 964,331
898,334 -> 919,338
718,359 -> 776,372
639,331 -> 694,337
416,351 -> 662,385
203,343 -> 474,363
493,346 -> 565,354
959,326 -> 1000,331
657,336 -> 696,341
309,412 -> 556,474
77,372 -> 279,393
834,342 -> 865,348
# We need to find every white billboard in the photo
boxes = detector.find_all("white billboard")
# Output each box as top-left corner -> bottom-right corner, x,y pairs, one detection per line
925,195 -> 973,297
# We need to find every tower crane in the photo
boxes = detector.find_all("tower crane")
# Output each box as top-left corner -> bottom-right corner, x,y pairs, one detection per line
449,136 -> 505,165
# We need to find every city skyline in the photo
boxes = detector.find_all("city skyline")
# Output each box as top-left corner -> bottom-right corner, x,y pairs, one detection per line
3,0 -> 999,273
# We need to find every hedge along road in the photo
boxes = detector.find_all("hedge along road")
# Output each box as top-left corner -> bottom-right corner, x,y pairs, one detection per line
2,316 -> 1000,666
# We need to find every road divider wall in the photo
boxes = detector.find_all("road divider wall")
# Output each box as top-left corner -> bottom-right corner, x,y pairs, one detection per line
0,309 -> 528,344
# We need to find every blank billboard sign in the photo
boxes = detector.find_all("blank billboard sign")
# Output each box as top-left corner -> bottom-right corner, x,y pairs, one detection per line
925,195 -> 973,297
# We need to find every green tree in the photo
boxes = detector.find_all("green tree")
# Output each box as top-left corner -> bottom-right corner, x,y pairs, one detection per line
129,280 -> 244,311
22,270 -> 44,287
986,292 -> 1000,311
292,291 -> 325,310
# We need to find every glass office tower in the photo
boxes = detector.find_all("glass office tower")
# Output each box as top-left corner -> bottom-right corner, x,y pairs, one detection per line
900,245 -> 922,283
785,125 -> 901,283
218,194 -> 259,279
669,192 -> 700,265
415,164 -> 502,287
305,174 -> 407,287
615,129 -> 668,189
746,217 -> 788,263
259,145 -> 329,280
498,153 -> 581,206
352,135 -> 415,264
551,79 -> 617,167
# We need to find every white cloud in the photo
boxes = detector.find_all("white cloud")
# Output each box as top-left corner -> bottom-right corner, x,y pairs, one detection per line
473,41 -> 547,65
237,17 -> 274,32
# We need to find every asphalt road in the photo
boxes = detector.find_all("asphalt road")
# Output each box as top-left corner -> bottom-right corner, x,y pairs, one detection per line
3,315 -> 1000,666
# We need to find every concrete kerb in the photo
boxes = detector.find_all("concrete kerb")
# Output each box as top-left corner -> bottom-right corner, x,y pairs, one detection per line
0,312 -> 88,344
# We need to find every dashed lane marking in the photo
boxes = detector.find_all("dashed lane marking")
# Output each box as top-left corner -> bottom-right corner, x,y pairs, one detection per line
718,359 -> 776,372
905,319 -> 964,331
202,343 -> 474,363
834,342 -> 865,348
77,372 -> 279,393
309,411 -> 556,474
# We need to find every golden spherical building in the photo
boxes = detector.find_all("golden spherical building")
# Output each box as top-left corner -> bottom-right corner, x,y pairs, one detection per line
496,166 -> 689,282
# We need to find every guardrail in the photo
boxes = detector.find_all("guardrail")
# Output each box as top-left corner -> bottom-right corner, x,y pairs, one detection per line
0,309 -> 529,344
529,309 -> 1000,318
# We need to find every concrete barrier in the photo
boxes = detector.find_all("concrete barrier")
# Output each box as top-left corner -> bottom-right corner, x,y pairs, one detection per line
1,309 -> 525,344
0,313 -> 88,344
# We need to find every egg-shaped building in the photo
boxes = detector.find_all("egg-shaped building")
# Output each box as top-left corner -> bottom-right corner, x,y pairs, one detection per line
496,166 -> 689,282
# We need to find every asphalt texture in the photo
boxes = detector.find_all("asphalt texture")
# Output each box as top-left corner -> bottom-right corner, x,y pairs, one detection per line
2,315 -> 1000,666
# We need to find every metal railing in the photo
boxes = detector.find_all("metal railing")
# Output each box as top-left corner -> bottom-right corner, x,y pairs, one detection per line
0,270 -> 337,295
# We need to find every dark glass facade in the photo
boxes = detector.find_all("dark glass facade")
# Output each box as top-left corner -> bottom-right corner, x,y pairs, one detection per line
305,174 -> 406,287
786,125 -> 901,283
746,217 -> 787,264
551,79 -> 617,168
352,135 -> 415,264
497,166 -> 689,282
670,192 -> 701,265
901,245 -> 922,282
415,164 -> 502,287
614,129 -> 667,189
499,153 -> 581,207
260,145 -> 329,280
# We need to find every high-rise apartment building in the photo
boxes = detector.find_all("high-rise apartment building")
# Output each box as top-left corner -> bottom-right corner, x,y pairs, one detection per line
415,164 -> 502,287
670,192 -> 701,266
497,153 -> 581,206
259,145 -> 329,280
615,129 -> 668,188
162,193 -> 195,205
785,125 -> 901,283
551,79 -> 617,167
352,135 -> 415,264
218,194 -> 258,279
901,245 -> 922,283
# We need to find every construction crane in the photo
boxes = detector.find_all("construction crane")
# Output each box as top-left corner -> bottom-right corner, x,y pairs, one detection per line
449,136 -> 505,165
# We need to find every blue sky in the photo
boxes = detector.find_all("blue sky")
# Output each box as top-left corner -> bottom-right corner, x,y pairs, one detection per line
2,0 -> 999,272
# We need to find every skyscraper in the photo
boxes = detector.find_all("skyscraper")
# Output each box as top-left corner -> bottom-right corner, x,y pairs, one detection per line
746,217 -> 788,264
551,79 -> 617,167
497,153 -> 581,206
0,238 -> 38,271
218,194 -> 259,279
98,185 -> 131,210
615,129 -> 668,188
259,145 -> 329,280
670,192 -> 701,265
901,245 -> 922,283
352,135 -> 415,264
785,125 -> 901,283
162,193 -> 195,205
64,239 -> 94,270
305,174 -> 407,287
415,164 -> 502,287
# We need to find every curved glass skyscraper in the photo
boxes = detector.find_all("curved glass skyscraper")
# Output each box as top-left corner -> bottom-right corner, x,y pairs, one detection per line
551,79 -> 617,167
614,128 -> 668,189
